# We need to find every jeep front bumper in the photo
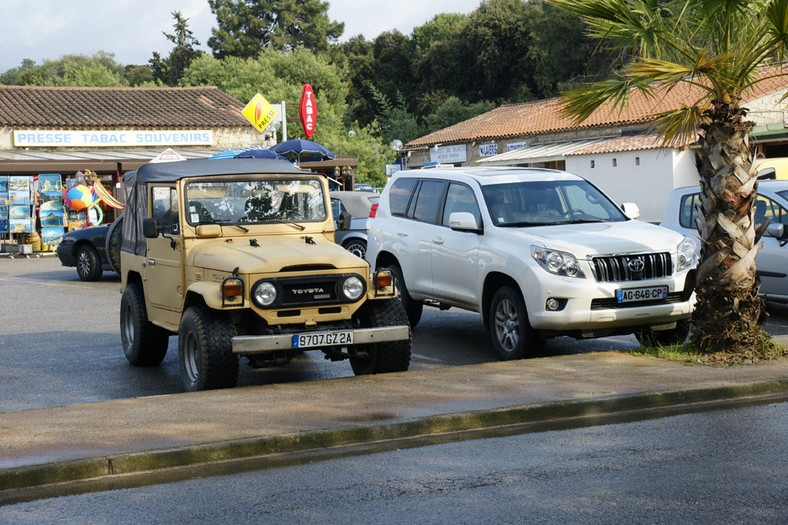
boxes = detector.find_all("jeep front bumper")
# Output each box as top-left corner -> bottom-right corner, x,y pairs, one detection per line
231,325 -> 410,354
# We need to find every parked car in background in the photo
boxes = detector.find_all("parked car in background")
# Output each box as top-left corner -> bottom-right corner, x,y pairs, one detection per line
56,216 -> 122,281
367,167 -> 698,359
354,183 -> 377,193
661,180 -> 788,303
331,191 -> 378,259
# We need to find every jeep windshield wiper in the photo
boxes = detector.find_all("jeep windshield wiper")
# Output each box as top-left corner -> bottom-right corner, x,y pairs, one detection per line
213,220 -> 250,232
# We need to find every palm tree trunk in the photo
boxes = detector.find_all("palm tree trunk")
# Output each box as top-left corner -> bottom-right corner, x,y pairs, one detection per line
690,99 -> 769,353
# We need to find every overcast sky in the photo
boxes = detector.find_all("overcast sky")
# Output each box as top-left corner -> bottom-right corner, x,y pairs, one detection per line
0,0 -> 482,73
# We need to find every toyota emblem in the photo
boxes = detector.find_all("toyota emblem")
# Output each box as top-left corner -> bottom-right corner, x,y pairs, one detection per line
628,257 -> 645,272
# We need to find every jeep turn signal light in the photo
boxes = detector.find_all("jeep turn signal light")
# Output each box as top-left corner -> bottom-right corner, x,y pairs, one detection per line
375,270 -> 393,290
222,277 -> 244,306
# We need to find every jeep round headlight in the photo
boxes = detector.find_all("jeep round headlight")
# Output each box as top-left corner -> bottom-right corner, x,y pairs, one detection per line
253,281 -> 277,306
342,276 -> 365,301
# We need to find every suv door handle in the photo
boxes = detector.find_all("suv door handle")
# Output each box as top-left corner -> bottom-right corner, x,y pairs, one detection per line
397,232 -> 408,237
433,237 -> 444,245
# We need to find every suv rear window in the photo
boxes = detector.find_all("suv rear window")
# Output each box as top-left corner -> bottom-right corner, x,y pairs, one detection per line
412,180 -> 446,224
389,178 -> 417,216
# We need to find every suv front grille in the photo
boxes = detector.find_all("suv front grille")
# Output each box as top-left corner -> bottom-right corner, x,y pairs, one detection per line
590,252 -> 672,282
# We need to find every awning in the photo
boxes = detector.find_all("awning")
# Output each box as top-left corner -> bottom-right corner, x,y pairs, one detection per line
0,149 -> 358,174
475,139 -> 605,166
750,123 -> 788,143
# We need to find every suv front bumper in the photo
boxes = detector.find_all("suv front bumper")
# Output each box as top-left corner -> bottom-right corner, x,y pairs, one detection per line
232,325 -> 410,354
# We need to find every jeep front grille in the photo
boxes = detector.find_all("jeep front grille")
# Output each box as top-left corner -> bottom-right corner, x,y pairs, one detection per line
590,253 -> 672,283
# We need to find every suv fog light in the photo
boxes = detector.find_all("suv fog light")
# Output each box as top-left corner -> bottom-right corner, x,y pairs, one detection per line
343,276 -> 365,300
253,281 -> 277,306
546,298 -> 560,311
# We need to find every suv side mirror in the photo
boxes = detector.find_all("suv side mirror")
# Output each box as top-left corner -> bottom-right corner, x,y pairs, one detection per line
621,202 -> 640,220
766,222 -> 785,239
143,218 -> 159,238
337,211 -> 352,231
448,212 -> 482,233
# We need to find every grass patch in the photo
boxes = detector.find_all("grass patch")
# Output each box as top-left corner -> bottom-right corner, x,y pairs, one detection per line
631,341 -> 788,365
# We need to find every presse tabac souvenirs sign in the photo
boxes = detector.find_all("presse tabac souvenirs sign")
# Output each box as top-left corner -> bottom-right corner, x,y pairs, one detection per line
13,130 -> 213,147
242,93 -> 278,132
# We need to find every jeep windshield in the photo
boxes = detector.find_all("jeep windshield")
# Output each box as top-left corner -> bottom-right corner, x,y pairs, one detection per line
481,179 -> 626,227
184,178 -> 327,226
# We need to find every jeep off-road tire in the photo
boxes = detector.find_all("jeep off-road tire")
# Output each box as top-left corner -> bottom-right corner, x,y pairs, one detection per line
489,286 -> 542,360
350,299 -> 412,375
105,215 -> 123,274
178,305 -> 239,392
120,282 -> 169,366
385,263 -> 423,328
635,319 -> 691,347
76,245 -> 103,281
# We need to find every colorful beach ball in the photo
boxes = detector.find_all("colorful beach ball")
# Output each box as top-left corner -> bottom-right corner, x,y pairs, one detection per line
65,184 -> 97,211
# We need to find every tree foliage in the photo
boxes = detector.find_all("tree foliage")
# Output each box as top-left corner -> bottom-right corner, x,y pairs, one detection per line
551,0 -> 788,356
152,10 -> 204,86
207,0 -> 343,58
0,52 -> 127,86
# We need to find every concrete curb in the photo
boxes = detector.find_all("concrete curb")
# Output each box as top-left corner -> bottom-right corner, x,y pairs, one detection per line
2,379 -> 786,505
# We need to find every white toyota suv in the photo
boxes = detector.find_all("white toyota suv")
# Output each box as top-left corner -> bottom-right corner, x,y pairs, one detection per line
366,167 -> 698,359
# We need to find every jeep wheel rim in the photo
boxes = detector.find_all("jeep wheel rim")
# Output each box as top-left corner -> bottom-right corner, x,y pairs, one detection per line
182,332 -> 199,383
494,298 -> 519,353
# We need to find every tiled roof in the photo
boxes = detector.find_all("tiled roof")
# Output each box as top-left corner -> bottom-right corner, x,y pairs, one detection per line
406,66 -> 788,148
0,86 -> 249,128
567,134 -> 667,155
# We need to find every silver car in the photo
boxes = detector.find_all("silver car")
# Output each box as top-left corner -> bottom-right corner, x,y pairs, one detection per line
661,180 -> 788,302
331,191 -> 379,259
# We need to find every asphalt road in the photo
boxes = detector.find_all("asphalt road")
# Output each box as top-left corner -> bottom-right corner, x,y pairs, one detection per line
1,402 -> 785,523
2,256 -> 787,413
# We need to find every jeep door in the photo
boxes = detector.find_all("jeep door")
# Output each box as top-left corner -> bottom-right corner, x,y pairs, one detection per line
429,181 -> 482,309
146,185 -> 183,311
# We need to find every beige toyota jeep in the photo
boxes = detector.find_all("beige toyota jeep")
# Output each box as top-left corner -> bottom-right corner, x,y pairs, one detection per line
119,158 -> 411,391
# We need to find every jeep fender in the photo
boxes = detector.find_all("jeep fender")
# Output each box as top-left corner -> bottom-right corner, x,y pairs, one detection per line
186,281 -> 225,310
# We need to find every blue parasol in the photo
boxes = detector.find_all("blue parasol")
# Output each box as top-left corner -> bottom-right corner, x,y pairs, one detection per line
210,146 -> 287,160
270,139 -> 336,163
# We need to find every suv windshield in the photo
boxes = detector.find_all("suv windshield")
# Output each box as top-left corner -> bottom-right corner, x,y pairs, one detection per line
184,178 -> 327,225
482,179 -> 626,226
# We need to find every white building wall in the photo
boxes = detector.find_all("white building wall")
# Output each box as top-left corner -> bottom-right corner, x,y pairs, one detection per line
566,148 -> 686,223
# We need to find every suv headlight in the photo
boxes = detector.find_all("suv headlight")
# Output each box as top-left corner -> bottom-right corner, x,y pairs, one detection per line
252,281 -> 277,307
677,236 -> 700,272
531,245 -> 585,278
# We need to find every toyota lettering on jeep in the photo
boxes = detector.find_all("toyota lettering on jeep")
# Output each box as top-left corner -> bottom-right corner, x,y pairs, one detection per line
119,158 -> 411,391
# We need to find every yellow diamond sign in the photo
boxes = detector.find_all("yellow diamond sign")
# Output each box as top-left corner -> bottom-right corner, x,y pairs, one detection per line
242,93 -> 277,132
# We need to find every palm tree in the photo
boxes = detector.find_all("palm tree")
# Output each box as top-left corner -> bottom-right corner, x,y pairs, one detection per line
550,0 -> 788,355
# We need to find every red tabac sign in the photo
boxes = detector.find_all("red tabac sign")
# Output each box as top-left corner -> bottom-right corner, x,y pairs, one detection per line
299,84 -> 317,138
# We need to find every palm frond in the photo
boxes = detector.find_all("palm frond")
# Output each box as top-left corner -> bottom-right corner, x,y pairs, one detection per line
559,78 -> 638,123
648,103 -> 707,145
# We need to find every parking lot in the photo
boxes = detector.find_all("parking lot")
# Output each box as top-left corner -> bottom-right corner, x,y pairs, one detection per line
2,255 -> 788,413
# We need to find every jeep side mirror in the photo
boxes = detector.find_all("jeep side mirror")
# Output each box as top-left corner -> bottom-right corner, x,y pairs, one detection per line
143,218 -> 159,238
337,211 -> 352,231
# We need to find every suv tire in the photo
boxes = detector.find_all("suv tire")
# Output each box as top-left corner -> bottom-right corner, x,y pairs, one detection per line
385,263 -> 423,327
350,299 -> 412,375
120,282 -> 169,366
489,286 -> 541,360
178,305 -> 240,391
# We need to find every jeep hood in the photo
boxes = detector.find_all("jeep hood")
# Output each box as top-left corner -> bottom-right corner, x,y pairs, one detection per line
511,220 -> 685,256
189,236 -> 367,274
